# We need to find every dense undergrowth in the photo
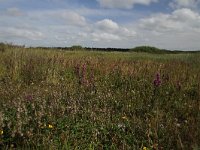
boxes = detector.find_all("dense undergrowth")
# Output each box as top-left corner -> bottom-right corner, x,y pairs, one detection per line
0,47 -> 199,149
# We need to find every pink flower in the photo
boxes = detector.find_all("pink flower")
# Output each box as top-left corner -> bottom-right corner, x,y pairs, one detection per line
154,73 -> 161,87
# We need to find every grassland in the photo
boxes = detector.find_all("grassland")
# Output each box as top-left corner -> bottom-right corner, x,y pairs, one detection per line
0,47 -> 200,149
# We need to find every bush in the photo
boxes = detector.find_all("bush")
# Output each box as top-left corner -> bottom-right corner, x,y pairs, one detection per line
130,46 -> 171,54
70,45 -> 84,51
0,43 -> 6,52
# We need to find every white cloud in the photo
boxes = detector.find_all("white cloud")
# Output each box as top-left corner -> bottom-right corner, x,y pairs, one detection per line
92,32 -> 120,41
0,8 -> 88,46
57,11 -> 87,26
92,19 -> 136,42
96,19 -> 119,31
0,27 -> 45,40
1,5 -> 200,50
172,8 -> 200,22
136,8 -> 200,50
97,0 -> 158,9
139,8 -> 200,32
28,10 -> 87,27
169,0 -> 200,9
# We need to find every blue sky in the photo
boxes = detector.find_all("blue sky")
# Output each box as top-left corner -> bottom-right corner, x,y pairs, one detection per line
0,0 -> 200,50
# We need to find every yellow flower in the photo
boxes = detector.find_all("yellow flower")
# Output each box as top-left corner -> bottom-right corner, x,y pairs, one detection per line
0,130 -> 3,135
122,116 -> 128,120
143,147 -> 148,150
48,124 -> 53,129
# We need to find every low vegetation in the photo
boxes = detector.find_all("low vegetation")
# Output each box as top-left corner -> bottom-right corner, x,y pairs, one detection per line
0,46 -> 199,149
33,45 -> 200,54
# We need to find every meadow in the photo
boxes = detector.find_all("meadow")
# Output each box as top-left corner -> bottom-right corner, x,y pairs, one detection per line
0,46 -> 200,149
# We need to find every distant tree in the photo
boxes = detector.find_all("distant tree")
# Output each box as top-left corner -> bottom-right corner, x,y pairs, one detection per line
70,45 -> 84,51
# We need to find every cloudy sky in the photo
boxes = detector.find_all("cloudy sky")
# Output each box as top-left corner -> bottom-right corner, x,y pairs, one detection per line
0,0 -> 200,50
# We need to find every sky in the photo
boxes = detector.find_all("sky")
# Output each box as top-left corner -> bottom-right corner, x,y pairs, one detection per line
0,0 -> 200,50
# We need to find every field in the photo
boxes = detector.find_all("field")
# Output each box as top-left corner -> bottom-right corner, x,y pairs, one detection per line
0,47 -> 200,149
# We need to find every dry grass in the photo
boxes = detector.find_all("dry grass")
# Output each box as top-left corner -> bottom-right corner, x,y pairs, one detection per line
0,47 -> 200,149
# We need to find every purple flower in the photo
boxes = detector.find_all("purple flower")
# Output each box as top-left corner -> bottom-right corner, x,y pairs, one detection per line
154,73 -> 161,87
25,95 -> 33,101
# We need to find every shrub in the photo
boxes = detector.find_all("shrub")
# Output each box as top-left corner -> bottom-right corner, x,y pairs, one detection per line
130,46 -> 171,54
0,43 -> 6,52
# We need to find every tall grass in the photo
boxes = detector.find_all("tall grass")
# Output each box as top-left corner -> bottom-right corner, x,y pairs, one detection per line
0,47 -> 199,149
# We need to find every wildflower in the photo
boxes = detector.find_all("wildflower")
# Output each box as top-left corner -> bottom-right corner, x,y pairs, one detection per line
117,123 -> 126,131
122,116 -> 128,120
48,124 -> 53,129
25,95 -> 33,101
118,123 -> 125,128
153,73 -> 161,87
0,130 -> 3,135
143,146 -> 148,150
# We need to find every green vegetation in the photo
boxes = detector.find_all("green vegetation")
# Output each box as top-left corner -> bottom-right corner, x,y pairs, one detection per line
33,45 -> 200,54
0,43 -> 6,52
130,46 -> 171,54
0,46 -> 200,149
130,46 -> 200,54
70,45 -> 85,51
